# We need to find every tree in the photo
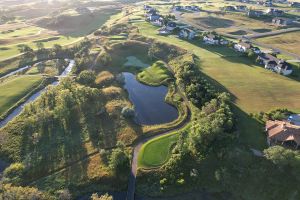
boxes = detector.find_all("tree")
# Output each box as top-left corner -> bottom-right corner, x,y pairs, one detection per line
36,42 -> 44,50
77,70 -> 96,86
3,163 -> 25,185
109,148 -> 130,176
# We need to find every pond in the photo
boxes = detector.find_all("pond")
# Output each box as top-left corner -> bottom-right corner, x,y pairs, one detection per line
123,72 -> 178,125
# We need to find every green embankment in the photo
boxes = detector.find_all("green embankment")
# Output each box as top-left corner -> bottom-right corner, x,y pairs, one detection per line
137,61 -> 172,86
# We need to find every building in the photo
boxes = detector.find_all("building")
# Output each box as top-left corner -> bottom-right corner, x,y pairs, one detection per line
266,120 -> 300,148
166,21 -> 177,31
144,5 -> 153,11
223,6 -> 236,11
174,6 -> 184,11
179,28 -> 196,40
264,0 -> 273,7
151,17 -> 164,26
235,5 -> 248,12
257,53 -> 293,75
248,10 -> 264,17
290,2 -> 300,8
272,17 -> 293,26
234,41 -> 252,52
203,34 -> 228,45
266,8 -> 285,16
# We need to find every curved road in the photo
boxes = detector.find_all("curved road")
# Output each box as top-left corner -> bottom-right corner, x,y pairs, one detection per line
126,63 -> 191,200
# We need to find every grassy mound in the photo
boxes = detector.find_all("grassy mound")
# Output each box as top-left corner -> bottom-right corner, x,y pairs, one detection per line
137,61 -> 172,86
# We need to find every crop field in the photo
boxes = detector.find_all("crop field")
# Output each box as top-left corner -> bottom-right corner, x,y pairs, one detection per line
256,31 -> 300,56
0,75 -> 43,116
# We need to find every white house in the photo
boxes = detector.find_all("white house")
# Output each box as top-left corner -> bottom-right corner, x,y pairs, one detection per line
234,42 -> 252,52
203,34 -> 220,45
257,53 -> 293,75
151,17 -> 164,26
179,28 -> 196,40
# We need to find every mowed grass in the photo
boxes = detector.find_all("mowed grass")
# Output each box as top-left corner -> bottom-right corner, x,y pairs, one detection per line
256,31 -> 300,56
134,22 -> 300,114
138,133 -> 179,168
0,75 -> 43,116
137,61 -> 171,86
0,36 -> 81,61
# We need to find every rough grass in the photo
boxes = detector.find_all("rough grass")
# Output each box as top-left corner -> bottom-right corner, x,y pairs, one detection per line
0,75 -> 43,116
256,31 -> 300,56
95,71 -> 115,86
138,132 -> 179,168
124,56 -> 150,68
137,61 -> 172,86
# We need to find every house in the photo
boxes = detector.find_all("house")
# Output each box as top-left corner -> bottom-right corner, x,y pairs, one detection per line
257,53 -> 293,75
203,34 -> 228,45
147,13 -> 161,22
144,5 -> 153,11
151,17 -> 164,27
235,5 -> 248,12
185,6 -> 193,11
234,41 -> 252,52
179,28 -> 196,40
266,120 -> 300,148
223,6 -> 236,11
191,6 -> 201,11
248,10 -> 264,17
264,0 -> 273,7
290,2 -> 300,8
158,27 -> 171,35
288,114 -> 300,126
266,8 -> 285,16
272,17 -> 293,26
174,6 -> 184,11
252,47 -> 261,54
166,21 -> 177,31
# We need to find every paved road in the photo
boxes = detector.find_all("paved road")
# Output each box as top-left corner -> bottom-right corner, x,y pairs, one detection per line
125,62 -> 191,200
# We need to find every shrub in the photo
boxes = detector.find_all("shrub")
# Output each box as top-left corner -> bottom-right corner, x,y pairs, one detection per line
3,163 -> 25,185
77,70 -> 96,86
121,107 -> 135,118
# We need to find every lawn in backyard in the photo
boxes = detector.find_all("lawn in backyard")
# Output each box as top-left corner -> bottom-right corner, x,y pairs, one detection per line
0,75 -> 43,116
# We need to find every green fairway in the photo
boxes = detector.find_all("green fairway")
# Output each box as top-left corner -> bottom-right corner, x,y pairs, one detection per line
137,61 -> 171,86
138,133 -> 179,168
0,36 -> 81,61
134,22 -> 300,114
0,75 -> 43,116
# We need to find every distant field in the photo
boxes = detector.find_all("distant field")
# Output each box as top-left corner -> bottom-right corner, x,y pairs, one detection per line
0,75 -> 43,116
256,31 -> 300,56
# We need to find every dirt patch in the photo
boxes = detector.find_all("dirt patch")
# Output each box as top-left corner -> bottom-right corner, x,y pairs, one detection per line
195,16 -> 234,29
228,30 -> 248,35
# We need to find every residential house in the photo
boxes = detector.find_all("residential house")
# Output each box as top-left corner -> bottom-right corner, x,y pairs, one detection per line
272,17 -> 293,26
290,2 -> 300,8
266,8 -> 285,16
288,114 -> 300,126
144,5 -> 153,11
234,41 -> 252,52
174,6 -> 184,11
191,6 -> 201,11
203,34 -> 228,45
179,28 -> 196,40
151,17 -> 164,27
248,10 -> 264,17
264,0 -> 273,7
257,53 -> 293,75
166,21 -> 177,31
235,5 -> 248,12
147,13 -> 161,22
223,6 -> 236,11
266,120 -> 300,148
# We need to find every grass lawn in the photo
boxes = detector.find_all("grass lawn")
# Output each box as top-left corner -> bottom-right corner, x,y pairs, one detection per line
138,132 -> 179,168
0,36 -> 81,61
134,22 -> 300,114
0,75 -> 43,116
137,61 -> 172,86
256,31 -> 300,56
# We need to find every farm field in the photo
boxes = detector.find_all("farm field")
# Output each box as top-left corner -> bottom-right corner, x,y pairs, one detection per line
256,31 -> 300,56
0,75 -> 43,116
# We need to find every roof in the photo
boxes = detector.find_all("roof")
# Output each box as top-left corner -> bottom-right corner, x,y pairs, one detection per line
238,42 -> 252,49
167,22 -> 177,27
206,34 -> 219,40
266,120 -> 300,145
258,53 -> 279,62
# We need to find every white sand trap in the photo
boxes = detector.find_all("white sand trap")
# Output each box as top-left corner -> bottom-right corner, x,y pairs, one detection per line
124,56 -> 149,68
